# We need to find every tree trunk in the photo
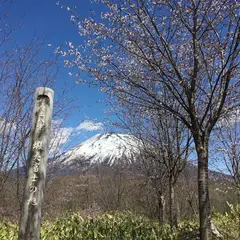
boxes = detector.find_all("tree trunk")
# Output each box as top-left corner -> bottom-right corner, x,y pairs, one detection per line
169,178 -> 175,228
175,201 -> 180,227
195,139 -> 212,240
157,192 -> 165,225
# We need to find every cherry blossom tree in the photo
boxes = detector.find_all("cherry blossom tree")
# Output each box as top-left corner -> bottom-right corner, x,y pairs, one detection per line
60,0 -> 240,239
214,109 -> 240,192
0,0 -> 13,47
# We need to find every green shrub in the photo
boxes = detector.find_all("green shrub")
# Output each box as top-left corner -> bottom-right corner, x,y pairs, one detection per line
177,220 -> 199,240
42,211 -> 175,240
2,209 -> 239,240
213,202 -> 240,240
0,221 -> 18,240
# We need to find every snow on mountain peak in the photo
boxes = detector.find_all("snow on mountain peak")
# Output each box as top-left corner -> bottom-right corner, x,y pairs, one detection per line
59,133 -> 141,167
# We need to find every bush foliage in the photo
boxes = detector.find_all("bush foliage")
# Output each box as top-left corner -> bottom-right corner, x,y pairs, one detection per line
213,202 -> 240,240
0,207 -> 239,239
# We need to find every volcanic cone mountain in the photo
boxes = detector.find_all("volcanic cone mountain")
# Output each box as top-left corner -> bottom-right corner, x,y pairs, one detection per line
50,133 -> 142,175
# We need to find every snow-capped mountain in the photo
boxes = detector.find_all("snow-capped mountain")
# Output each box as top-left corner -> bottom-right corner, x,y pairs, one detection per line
50,133 -> 142,175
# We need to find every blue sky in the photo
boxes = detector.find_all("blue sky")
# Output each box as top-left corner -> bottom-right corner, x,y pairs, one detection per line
2,0 -> 232,171
5,0 -> 113,145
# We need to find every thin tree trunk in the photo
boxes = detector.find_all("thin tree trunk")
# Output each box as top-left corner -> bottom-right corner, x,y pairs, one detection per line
157,192 -> 165,225
196,140 -> 212,240
176,201 -> 180,227
169,177 -> 174,228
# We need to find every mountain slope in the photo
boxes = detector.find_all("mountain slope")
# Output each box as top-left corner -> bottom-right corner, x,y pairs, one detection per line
50,133 -> 142,175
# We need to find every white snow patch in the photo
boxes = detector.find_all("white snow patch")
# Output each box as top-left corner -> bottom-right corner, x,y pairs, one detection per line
58,133 -> 141,166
